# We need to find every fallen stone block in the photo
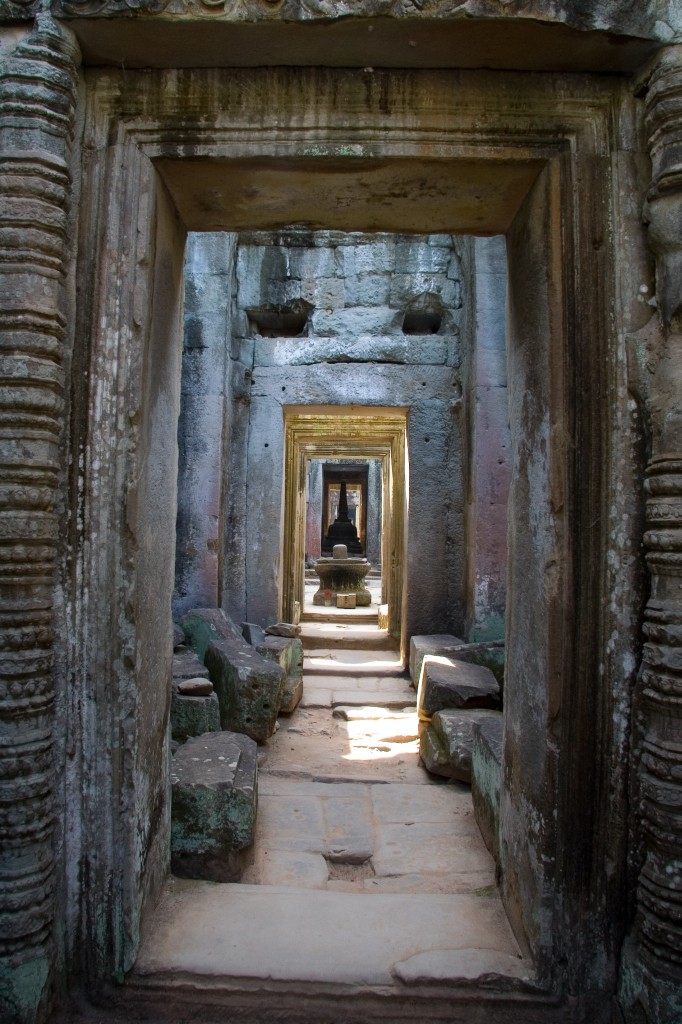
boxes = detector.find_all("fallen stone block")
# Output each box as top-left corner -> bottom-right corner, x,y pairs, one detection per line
265,622 -> 301,638
181,607 -> 244,660
171,731 -> 257,882
173,623 -> 186,649
256,635 -> 304,714
242,621 -> 266,646
171,679 -> 221,742
409,634 -> 465,687
417,657 -> 500,721
182,608 -> 285,743
471,715 -> 504,867
451,643 -> 505,690
173,648 -> 210,682
420,709 -> 502,783
205,637 -> 285,743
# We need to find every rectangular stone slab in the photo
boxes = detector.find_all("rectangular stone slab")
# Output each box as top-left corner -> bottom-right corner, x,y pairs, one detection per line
170,691 -> 221,742
173,648 -> 210,681
205,637 -> 285,744
256,635 -> 304,714
417,657 -> 500,719
136,882 -> 522,988
182,607 -> 285,742
171,731 -> 258,883
409,634 -> 464,686
421,710 -> 503,783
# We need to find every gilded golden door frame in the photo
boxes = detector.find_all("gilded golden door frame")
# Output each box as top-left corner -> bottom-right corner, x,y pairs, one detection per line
281,406 -> 408,648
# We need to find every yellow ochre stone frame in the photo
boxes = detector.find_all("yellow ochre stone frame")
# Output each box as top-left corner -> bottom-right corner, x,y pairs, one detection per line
281,406 -> 408,648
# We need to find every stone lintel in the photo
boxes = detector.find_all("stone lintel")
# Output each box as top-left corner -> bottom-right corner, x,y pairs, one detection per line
49,7 -> 667,74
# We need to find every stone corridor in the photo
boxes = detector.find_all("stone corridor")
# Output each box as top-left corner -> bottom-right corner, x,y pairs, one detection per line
127,618 -> 533,1013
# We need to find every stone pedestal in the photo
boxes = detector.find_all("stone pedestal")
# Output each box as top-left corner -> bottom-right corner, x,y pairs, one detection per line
312,557 -> 372,606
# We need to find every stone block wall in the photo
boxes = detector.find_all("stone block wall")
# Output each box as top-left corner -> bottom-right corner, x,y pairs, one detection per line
176,228 -> 510,643
174,233 -> 237,617
229,230 -> 467,636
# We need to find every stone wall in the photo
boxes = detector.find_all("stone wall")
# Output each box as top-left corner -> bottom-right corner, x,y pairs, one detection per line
174,233 -> 237,617
463,236 -> 510,642
178,229 -> 486,637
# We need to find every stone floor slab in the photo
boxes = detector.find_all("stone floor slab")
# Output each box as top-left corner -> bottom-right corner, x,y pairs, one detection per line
357,872 -> 497,894
323,795 -> 374,862
137,880 -> 522,988
241,848 -> 329,889
371,780 -> 473,823
253,792 -> 326,853
372,821 -> 493,878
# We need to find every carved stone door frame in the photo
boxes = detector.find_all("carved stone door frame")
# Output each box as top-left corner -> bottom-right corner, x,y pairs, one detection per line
41,59 -> 650,1015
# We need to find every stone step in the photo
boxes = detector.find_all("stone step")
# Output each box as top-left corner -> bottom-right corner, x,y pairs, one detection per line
301,623 -> 398,651
120,971 -> 563,1024
302,609 -> 377,624
131,881 -> 534,998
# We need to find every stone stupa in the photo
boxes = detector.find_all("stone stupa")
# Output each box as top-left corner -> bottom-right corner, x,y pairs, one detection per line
321,481 -> 363,556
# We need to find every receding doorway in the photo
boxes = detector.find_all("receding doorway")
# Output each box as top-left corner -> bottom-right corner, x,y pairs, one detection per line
281,406 -> 408,653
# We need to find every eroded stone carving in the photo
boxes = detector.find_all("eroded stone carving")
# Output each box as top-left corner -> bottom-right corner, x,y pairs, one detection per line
622,44 -> 682,1024
0,14 -> 80,1024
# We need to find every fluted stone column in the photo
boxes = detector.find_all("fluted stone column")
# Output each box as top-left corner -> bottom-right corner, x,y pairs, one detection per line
622,45 -> 682,1024
0,15 -> 80,1024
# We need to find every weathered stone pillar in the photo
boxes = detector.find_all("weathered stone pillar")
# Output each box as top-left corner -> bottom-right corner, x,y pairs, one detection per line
622,44 -> 682,1024
0,15 -> 79,1023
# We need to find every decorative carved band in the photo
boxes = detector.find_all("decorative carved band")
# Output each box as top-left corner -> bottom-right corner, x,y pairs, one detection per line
635,455 -> 682,982
644,45 -> 682,201
0,14 -> 79,1022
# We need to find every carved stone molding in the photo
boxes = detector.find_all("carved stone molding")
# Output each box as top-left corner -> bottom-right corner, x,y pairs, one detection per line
0,14 -> 80,1024
622,44 -> 682,1024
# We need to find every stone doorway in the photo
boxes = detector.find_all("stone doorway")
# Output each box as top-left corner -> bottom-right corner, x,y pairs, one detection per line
282,406 -> 408,647
56,61 -> 646,1020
